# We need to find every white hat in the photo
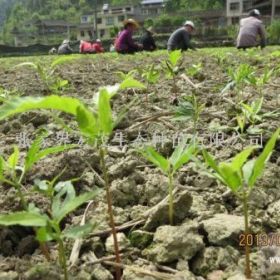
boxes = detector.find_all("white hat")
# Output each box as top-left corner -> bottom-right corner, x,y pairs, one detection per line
184,20 -> 195,29
249,9 -> 261,17
62,39 -> 70,44
96,39 -> 101,43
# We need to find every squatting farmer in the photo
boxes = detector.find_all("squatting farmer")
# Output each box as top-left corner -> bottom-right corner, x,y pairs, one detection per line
167,20 -> 196,51
115,18 -> 143,54
236,9 -> 266,50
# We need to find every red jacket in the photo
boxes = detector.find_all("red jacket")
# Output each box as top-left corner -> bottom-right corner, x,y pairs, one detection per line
80,41 -> 95,53
92,43 -> 104,53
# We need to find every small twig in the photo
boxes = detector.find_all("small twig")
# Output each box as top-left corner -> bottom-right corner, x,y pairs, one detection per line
128,112 -> 173,131
82,158 -> 105,187
69,200 -> 96,267
138,258 -> 178,274
87,254 -> 124,265
142,187 -> 179,217
89,219 -> 145,238
103,261 -> 176,280
158,119 -> 176,130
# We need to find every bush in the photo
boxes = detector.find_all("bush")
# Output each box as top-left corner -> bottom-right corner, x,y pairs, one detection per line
268,20 -> 280,44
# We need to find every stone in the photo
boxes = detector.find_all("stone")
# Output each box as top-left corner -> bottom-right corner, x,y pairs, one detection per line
90,265 -> 114,280
0,272 -> 18,280
144,190 -> 193,231
24,264 -> 60,280
105,232 -> 130,253
109,157 -> 138,179
206,270 -> 224,280
191,246 -> 239,277
174,271 -> 196,280
200,214 -> 244,246
226,271 -> 246,280
130,230 -> 154,249
144,221 -> 204,263
111,177 -> 138,207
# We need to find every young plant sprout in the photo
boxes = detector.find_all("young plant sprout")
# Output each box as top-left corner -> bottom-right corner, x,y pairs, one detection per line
199,128 -> 280,279
162,50 -> 183,98
0,78 -> 143,280
227,64 -> 255,102
16,56 -> 77,94
173,93 -> 205,137
0,180 -> 99,280
0,131 -> 75,209
140,140 -> 196,225
247,68 -> 274,96
140,64 -> 160,102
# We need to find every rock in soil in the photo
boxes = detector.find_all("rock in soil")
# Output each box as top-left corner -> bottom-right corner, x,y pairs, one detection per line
143,190 -> 193,231
105,232 -> 130,253
144,221 -> 204,263
199,214 -> 244,246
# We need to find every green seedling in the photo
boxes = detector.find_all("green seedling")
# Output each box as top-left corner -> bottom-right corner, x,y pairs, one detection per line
16,56 -> 76,94
227,64 -> 255,101
162,50 -> 183,97
198,128 -> 280,279
173,93 -> 205,137
236,98 -> 280,134
116,70 -> 146,100
140,64 -> 160,102
0,131 -> 75,209
247,68 -> 274,96
140,140 -> 196,225
0,78 -> 143,280
0,180 -> 99,280
186,62 -> 203,78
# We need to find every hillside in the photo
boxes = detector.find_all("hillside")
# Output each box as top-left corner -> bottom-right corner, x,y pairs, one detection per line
0,0 -> 224,44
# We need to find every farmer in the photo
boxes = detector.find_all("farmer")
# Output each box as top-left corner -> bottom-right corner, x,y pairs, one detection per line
236,9 -> 266,50
57,39 -> 73,55
141,27 -> 157,51
167,21 -> 196,51
80,40 -> 95,54
92,39 -> 104,53
115,18 -> 142,54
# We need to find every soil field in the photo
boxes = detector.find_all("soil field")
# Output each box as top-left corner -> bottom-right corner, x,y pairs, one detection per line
0,47 -> 280,280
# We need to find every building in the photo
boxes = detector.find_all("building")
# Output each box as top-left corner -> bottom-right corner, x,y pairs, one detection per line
12,19 -> 76,46
226,0 -> 280,25
140,0 -> 167,16
78,4 -> 139,41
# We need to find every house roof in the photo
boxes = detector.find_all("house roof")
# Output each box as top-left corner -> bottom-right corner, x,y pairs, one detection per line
141,0 -> 165,5
35,20 -> 76,27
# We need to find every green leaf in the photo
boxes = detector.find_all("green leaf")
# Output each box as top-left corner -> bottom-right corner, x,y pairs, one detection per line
53,190 -> 100,223
51,56 -> 77,70
0,212 -> 47,227
169,50 -> 182,67
120,77 -> 146,90
76,106 -> 98,142
0,156 -> 5,179
98,88 -> 114,135
0,95 -> 88,120
140,147 -> 169,174
62,223 -> 96,239
170,142 -> 196,172
242,159 -> 256,185
36,226 -> 54,242
8,146 -> 20,170
248,128 -> 280,187
202,150 -> 221,175
231,147 -> 255,171
219,162 -> 242,192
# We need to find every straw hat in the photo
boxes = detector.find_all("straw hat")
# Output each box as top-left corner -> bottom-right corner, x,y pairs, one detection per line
123,18 -> 140,28
146,26 -> 156,35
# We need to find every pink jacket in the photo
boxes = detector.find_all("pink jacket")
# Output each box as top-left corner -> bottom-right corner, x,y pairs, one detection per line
237,17 -> 266,48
